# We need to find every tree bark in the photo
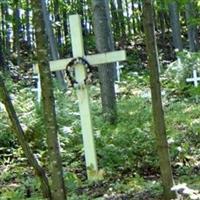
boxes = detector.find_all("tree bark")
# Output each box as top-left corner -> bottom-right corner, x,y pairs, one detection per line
168,1 -> 183,51
117,0 -> 126,44
12,0 -> 21,66
25,0 -> 31,48
41,0 -> 66,89
0,34 -> 5,72
185,2 -> 199,52
110,0 -> 120,42
92,0 -> 117,124
31,0 -> 66,199
143,1 -> 176,200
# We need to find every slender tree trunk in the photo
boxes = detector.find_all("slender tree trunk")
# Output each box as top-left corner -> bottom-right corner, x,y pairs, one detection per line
143,1 -> 176,200
125,0 -> 131,40
92,0 -> 117,124
1,3 -> 6,55
138,1 -> 144,33
5,3 -> 11,56
131,0 -> 136,34
0,34 -> 5,71
185,2 -> 199,52
158,10 -> 166,41
41,0 -> 66,89
110,0 -> 120,42
168,1 -> 183,51
62,9 -> 68,48
53,0 -> 62,49
0,77 -> 51,199
31,0 -> 67,199
116,0 -> 126,46
25,0 -> 31,47
0,2 -> 11,65
12,0 -> 21,66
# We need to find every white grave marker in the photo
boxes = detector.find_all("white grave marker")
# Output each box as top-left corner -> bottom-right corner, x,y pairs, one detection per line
115,62 -> 124,93
116,61 -> 124,82
186,69 -> 200,101
31,74 -> 41,103
34,15 -> 126,180
186,69 -> 200,87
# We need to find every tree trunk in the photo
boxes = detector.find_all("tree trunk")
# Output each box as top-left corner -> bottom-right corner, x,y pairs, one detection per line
116,0 -> 126,46
110,0 -> 120,42
31,0 -> 67,199
1,3 -> 6,55
62,8 -> 68,50
168,1 -> 183,51
12,0 -> 21,66
92,0 -> 117,124
41,0 -> 66,89
125,0 -> 131,40
143,1 -> 176,200
53,0 -> 62,49
0,34 -> 5,71
0,77 -> 51,199
131,0 -> 136,34
5,3 -> 11,56
25,0 -> 31,47
185,2 -> 199,52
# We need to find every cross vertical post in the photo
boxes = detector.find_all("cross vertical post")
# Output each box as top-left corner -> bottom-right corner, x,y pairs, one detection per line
69,15 -> 98,178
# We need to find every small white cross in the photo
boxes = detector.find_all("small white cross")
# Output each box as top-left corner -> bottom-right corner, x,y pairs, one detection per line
116,61 -> 124,82
32,75 -> 41,103
186,70 -> 200,87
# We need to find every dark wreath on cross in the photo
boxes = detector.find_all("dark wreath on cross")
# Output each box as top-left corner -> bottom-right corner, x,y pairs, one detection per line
65,57 -> 95,88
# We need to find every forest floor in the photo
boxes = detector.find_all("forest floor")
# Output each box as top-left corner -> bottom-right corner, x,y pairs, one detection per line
0,72 -> 200,200
1,45 -> 200,199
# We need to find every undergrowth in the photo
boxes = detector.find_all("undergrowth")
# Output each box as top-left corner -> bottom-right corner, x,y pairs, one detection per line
0,75 -> 199,199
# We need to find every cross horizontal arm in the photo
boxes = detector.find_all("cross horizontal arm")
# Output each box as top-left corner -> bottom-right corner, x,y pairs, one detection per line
33,50 -> 126,73
186,78 -> 200,82
86,50 -> 126,66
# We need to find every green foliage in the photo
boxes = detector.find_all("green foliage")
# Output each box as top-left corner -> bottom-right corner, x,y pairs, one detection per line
163,51 -> 200,99
165,100 -> 200,177
0,113 -> 15,147
1,75 -> 200,199
93,97 -> 158,174
64,172 -> 81,193
165,51 -> 200,82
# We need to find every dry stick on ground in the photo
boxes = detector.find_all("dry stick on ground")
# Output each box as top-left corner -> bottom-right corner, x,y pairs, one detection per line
0,75 -> 52,199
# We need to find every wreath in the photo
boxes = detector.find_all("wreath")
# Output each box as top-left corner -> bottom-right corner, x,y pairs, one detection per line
65,57 -> 94,87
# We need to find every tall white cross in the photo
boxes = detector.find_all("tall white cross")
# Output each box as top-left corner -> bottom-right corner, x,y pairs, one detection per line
186,69 -> 200,87
34,15 -> 126,180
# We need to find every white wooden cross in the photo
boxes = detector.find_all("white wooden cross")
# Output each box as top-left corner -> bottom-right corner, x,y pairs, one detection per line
116,61 -> 124,82
31,74 -> 41,103
186,69 -> 200,87
186,69 -> 200,102
34,14 -> 126,180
